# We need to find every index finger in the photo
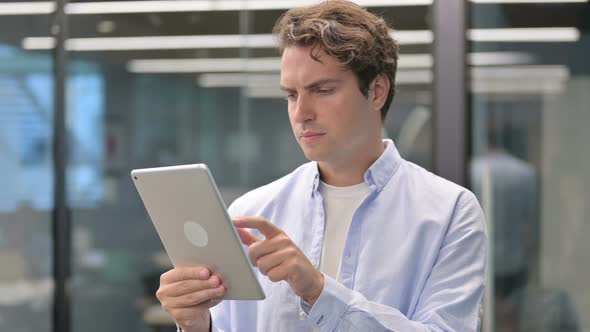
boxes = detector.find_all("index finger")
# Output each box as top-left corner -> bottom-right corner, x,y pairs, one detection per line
233,216 -> 282,239
160,266 -> 211,284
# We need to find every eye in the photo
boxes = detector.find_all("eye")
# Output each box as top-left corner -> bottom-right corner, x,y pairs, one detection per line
284,93 -> 297,101
316,88 -> 334,95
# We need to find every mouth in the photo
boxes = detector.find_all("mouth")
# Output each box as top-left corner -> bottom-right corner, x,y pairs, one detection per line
298,132 -> 326,144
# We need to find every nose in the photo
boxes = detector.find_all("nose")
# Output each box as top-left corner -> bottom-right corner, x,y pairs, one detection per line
291,94 -> 315,123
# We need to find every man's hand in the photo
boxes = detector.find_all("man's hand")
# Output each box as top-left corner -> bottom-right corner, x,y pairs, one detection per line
156,267 -> 225,332
234,216 -> 324,305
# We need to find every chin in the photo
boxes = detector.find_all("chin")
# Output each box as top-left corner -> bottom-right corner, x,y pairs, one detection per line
300,148 -> 330,162
299,146 -> 319,161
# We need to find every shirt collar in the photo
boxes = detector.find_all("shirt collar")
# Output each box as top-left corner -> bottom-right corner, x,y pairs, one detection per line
363,139 -> 402,192
308,139 -> 402,194
310,164 -> 321,193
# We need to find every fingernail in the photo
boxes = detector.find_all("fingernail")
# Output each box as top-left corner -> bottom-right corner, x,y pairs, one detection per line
200,269 -> 208,279
208,277 -> 218,288
183,320 -> 193,326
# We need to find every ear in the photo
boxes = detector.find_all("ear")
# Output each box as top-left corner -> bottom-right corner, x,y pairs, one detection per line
369,74 -> 390,112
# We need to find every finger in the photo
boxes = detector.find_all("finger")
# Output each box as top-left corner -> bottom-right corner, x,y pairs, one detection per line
247,234 -> 291,267
200,297 -> 223,309
236,227 -> 261,246
256,248 -> 293,275
161,267 -> 211,284
265,263 -> 290,283
164,285 -> 225,309
160,275 -> 221,298
234,216 -> 282,239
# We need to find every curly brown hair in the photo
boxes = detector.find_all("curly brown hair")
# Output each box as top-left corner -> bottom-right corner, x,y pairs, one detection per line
273,0 -> 400,121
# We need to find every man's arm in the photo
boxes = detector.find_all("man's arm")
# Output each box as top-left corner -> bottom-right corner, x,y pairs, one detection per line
302,192 -> 487,332
176,315 -> 215,332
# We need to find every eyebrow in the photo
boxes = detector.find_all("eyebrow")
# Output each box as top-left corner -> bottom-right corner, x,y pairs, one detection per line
280,78 -> 342,92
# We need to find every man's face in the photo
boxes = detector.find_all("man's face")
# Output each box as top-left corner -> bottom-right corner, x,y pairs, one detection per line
280,46 -> 381,165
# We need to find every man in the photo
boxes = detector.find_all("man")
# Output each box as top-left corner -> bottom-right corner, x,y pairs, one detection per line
156,1 -> 487,331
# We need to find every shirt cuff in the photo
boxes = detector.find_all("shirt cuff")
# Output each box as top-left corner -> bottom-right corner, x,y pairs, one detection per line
298,274 -> 354,331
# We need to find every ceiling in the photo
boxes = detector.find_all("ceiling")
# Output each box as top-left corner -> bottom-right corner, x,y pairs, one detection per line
0,1 -> 588,74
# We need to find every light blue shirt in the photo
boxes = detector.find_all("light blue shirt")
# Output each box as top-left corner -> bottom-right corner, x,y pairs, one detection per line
211,139 -> 487,332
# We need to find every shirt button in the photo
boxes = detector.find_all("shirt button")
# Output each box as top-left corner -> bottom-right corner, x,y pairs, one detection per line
299,311 -> 306,320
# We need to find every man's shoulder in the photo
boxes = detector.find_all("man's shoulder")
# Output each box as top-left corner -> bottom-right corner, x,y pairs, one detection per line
399,160 -> 485,234
228,162 -> 314,216
400,159 -> 479,205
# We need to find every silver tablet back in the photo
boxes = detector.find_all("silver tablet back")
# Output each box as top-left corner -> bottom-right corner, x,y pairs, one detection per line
131,164 -> 265,300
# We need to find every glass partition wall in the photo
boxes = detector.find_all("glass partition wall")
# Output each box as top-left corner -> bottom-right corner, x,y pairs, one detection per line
5,0 -> 590,331
0,3 -> 54,331
469,1 -> 590,331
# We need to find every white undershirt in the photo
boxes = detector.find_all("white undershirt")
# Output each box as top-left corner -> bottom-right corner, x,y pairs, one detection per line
317,180 -> 370,280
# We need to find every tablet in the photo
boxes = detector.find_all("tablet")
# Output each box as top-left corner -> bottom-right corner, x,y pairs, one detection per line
131,164 -> 265,301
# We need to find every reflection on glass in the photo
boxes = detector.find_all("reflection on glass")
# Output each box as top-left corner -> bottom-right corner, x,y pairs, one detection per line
471,120 -> 537,282
67,70 -> 105,207
0,48 -> 54,212
470,2 -> 589,331
0,28 -> 53,331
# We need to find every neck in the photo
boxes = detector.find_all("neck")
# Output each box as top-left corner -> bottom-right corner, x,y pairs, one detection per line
318,139 -> 385,187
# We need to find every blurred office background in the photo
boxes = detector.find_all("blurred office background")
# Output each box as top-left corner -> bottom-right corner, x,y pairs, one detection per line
0,0 -> 588,331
